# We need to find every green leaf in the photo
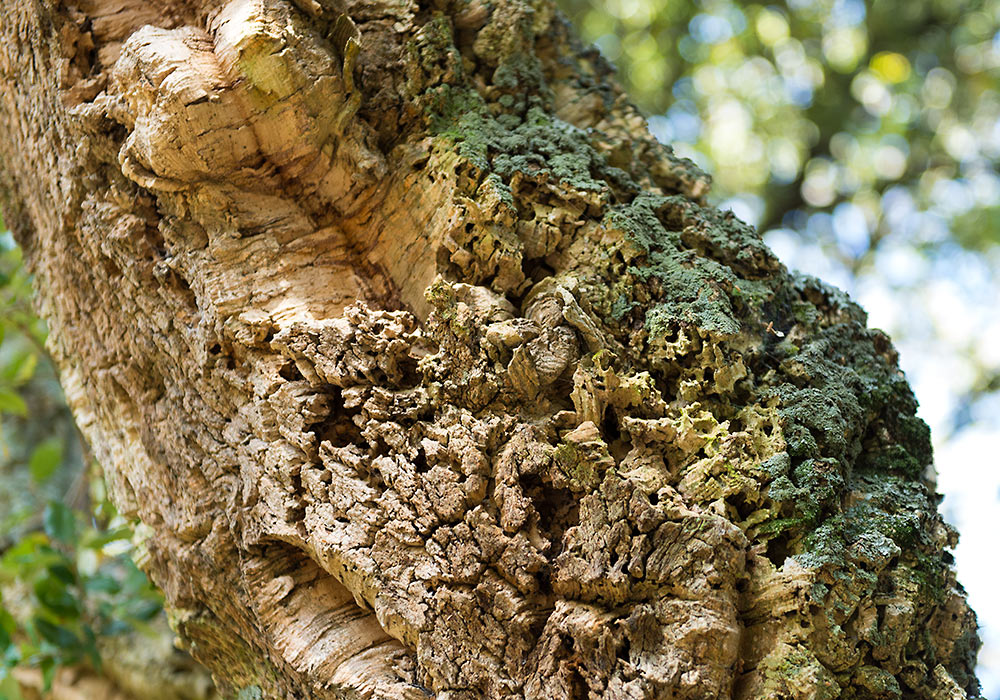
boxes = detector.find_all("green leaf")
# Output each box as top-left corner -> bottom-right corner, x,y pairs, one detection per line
83,574 -> 120,595
0,671 -> 26,700
81,625 -> 101,672
99,619 -> 130,637
0,533 -> 48,570
2,350 -> 37,386
0,606 -> 13,652
29,439 -> 63,484
0,535 -> 67,581
0,606 -> 15,637
80,526 -> 131,549
39,655 -> 55,692
0,391 -> 26,417
42,502 -> 76,546
120,559 -> 151,594
46,564 -> 75,586
33,578 -> 81,619
33,618 -> 79,651
125,597 -> 162,622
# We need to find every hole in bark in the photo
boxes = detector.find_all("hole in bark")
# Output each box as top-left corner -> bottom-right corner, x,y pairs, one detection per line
703,367 -> 714,385
523,476 -> 579,555
648,491 -> 659,506
728,492 -> 755,521
412,446 -> 430,474
602,407 -> 621,443
616,636 -> 631,663
288,470 -> 306,522
764,535 -> 791,568
603,407 -> 633,462
569,668 -> 588,698
522,259 -> 555,283
311,387 -> 364,448
209,343 -> 222,355
169,270 -> 192,295
279,361 -> 303,381
366,366 -> 388,385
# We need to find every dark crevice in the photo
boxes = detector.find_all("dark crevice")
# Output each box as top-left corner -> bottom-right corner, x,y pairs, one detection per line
728,492 -> 756,522
413,446 -> 430,474
616,635 -> 630,663
279,361 -> 303,381
764,534 -> 792,568
311,386 -> 364,448
522,258 -> 555,284
523,475 -> 579,559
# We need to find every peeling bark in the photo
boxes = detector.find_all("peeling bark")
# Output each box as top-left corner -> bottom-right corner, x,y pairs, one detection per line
0,0 -> 981,698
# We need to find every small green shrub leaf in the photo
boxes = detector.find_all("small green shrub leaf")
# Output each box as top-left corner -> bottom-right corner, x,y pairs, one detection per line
29,439 -> 63,484
42,502 -> 76,545
0,390 -> 27,416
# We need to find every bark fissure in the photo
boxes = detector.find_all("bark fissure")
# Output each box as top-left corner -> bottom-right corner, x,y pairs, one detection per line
0,0 -> 980,698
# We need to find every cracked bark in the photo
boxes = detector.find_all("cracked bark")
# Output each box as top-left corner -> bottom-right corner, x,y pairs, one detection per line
0,0 -> 981,698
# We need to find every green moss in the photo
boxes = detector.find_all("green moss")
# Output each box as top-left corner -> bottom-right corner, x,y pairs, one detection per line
852,666 -> 902,698
795,502 -> 911,570
427,85 -> 491,148
609,293 -> 637,321
554,436 -> 615,492
470,0 -> 549,95
407,14 -> 463,87
603,194 -> 744,337
553,442 -> 585,481
759,646 -> 841,700
236,686 -> 263,700
426,79 -> 636,194
553,442 -> 599,492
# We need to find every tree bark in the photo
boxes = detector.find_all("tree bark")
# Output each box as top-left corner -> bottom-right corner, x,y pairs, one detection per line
0,0 -> 981,698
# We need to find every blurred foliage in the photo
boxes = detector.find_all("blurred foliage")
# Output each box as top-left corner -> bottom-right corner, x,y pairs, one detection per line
558,0 -> 1000,436
0,225 -> 163,698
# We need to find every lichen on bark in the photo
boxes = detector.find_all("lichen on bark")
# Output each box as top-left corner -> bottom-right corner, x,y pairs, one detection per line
0,0 -> 980,698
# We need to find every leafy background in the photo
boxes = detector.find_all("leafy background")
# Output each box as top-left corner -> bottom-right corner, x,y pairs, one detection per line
0,229 -> 168,698
555,0 -> 1000,694
1,0 -> 998,695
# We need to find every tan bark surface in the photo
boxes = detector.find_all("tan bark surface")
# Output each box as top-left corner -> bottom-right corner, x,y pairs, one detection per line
0,0 -> 981,698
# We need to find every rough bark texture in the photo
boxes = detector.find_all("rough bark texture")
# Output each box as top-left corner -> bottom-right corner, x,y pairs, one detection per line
0,0 -> 981,698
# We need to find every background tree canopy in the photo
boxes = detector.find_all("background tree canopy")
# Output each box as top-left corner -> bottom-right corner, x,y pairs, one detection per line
555,0 -> 1000,694
0,0 -> 997,696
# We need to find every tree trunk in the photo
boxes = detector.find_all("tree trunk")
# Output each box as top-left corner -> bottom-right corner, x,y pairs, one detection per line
0,0 -> 981,698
